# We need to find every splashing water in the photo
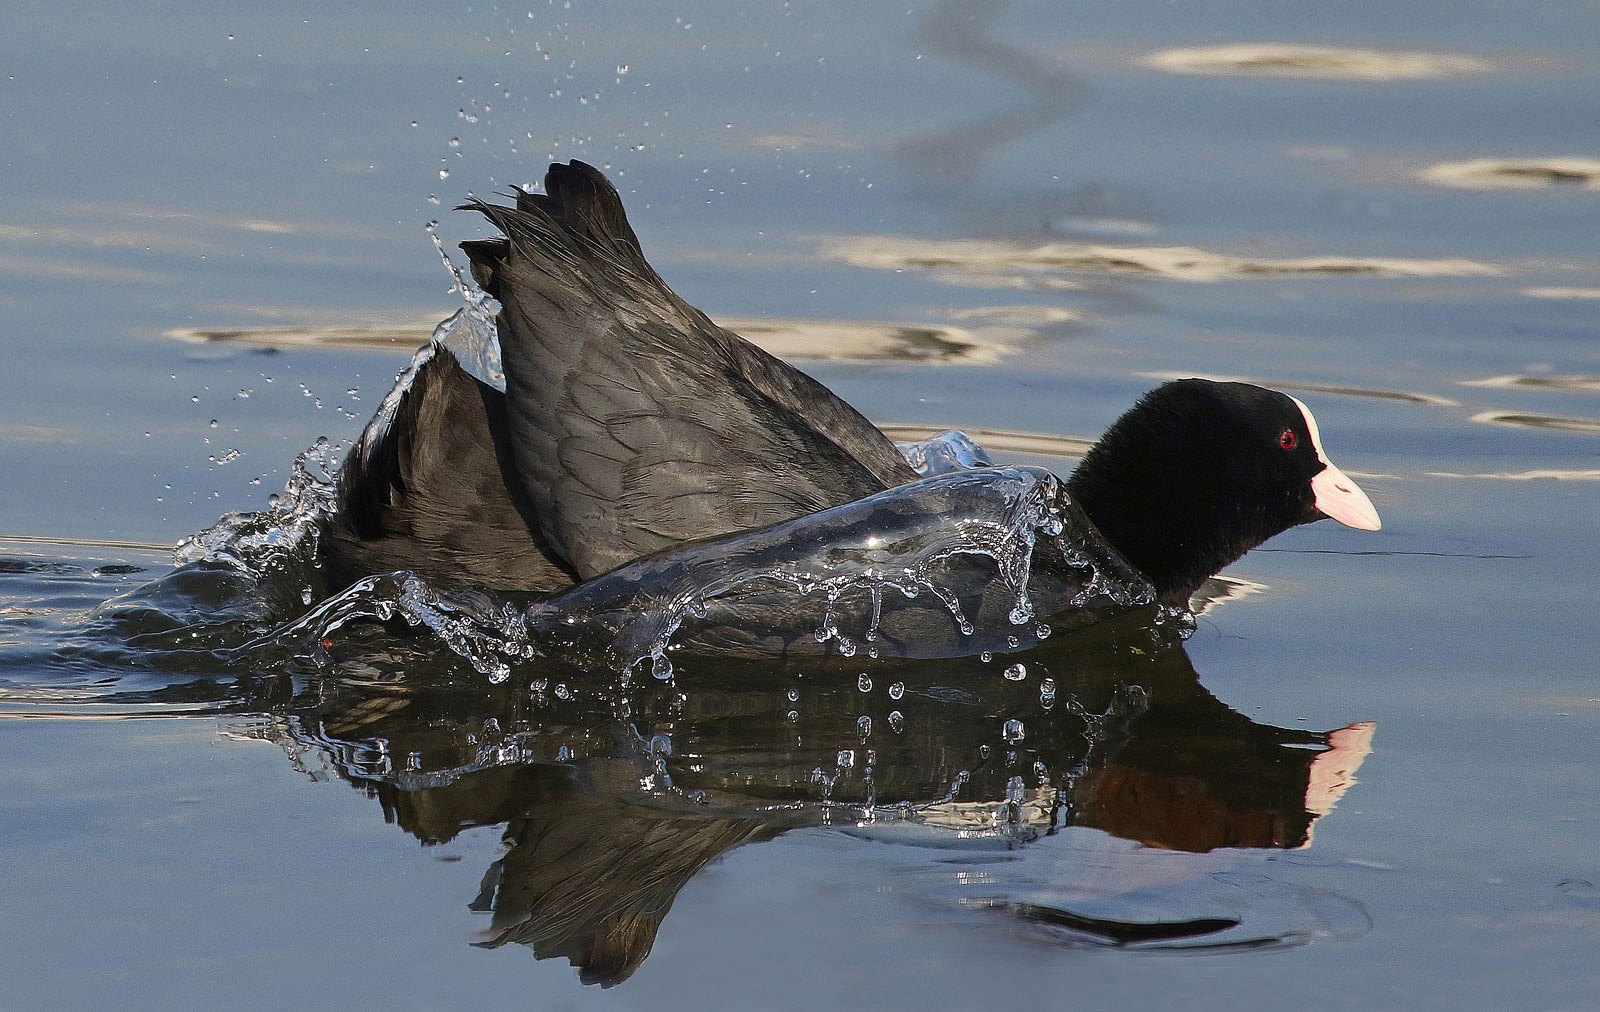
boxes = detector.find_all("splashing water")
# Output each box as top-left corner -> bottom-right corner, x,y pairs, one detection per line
520,464 -> 1154,675
258,571 -> 529,680
151,296 -> 1155,680
173,436 -> 343,606
896,429 -> 993,476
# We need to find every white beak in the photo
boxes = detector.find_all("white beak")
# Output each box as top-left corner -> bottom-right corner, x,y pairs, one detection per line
1311,463 -> 1381,531
1292,395 -> 1382,531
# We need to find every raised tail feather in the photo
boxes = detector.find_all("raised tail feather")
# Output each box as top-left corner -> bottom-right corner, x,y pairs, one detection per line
459,160 -> 665,303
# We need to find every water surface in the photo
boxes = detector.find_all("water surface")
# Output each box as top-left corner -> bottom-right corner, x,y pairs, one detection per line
3,1 -> 1598,1009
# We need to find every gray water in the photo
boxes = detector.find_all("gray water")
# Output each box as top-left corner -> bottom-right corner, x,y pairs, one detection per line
4,2 -> 1599,1009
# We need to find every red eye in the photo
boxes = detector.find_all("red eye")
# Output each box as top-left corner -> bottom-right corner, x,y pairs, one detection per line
1279,429 -> 1297,450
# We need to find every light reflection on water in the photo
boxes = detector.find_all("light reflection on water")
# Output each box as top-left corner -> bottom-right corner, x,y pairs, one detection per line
1140,43 -> 1492,81
825,233 -> 1502,285
168,316 -> 1026,363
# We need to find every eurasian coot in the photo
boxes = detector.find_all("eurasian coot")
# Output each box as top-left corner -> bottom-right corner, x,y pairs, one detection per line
326,160 -> 1378,609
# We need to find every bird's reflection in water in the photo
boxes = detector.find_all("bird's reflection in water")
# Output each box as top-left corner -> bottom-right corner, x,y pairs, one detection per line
252,610 -> 1371,986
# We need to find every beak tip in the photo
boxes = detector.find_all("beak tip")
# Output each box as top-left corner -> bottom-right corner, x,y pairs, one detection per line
1311,464 -> 1382,532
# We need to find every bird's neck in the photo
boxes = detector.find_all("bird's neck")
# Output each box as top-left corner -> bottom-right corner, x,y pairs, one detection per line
1064,468 -> 1253,609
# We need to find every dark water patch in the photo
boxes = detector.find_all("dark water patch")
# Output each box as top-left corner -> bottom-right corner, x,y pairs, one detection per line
0,557 -> 82,575
995,900 -> 1243,947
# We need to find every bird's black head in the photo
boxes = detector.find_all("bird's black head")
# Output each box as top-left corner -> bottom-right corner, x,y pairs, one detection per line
1065,379 -> 1379,607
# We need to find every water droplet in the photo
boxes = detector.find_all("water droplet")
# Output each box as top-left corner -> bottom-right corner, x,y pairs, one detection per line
979,651 -> 993,663
553,683 -> 570,699
651,653 -> 674,680
1003,718 -> 1025,743
448,136 -> 461,148
887,710 -> 904,732
978,744 -> 990,759
1032,760 -> 1048,781
556,744 -> 571,761
1006,775 -> 1026,805
888,681 -> 904,700
857,672 -> 872,693
857,715 -> 872,737
787,709 -> 799,721
1039,677 -> 1056,706
836,749 -> 855,769
1035,623 -> 1052,639
438,168 -> 451,180
1003,662 -> 1027,681
787,687 -> 799,702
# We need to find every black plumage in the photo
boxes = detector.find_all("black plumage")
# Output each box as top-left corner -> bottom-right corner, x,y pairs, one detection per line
324,161 -> 1378,608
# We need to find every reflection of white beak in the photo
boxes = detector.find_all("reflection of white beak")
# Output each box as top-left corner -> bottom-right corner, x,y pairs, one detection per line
1304,720 -> 1377,827
1312,463 -> 1382,531
1290,395 -> 1382,531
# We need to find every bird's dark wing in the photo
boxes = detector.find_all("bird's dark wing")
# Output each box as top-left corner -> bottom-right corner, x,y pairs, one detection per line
459,160 -> 916,579
328,348 -> 575,593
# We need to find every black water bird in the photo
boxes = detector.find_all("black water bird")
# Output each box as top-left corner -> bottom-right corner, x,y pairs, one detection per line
326,161 -> 1378,609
